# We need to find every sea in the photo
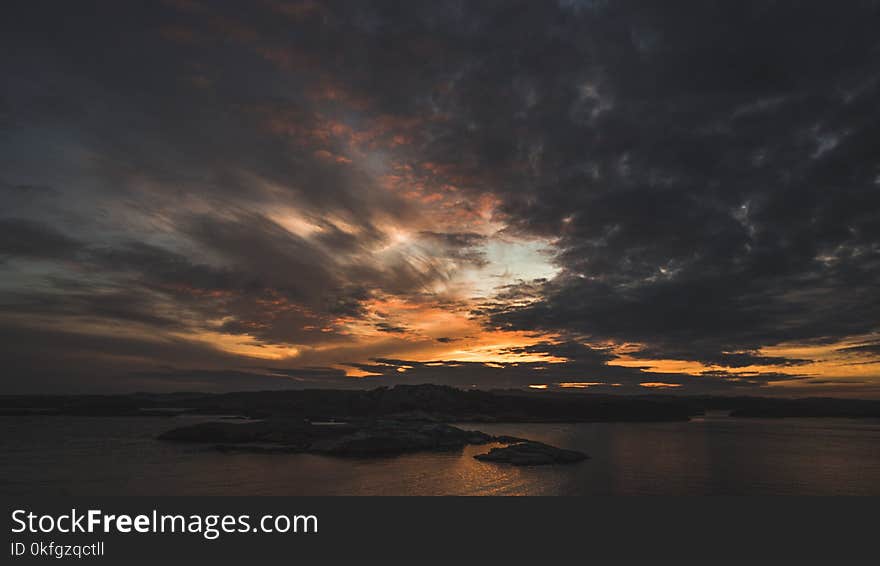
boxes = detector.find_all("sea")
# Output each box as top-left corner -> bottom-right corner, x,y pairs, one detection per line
1,414 -> 878,495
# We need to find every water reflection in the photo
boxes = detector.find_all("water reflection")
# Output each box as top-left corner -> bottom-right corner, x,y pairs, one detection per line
1,416 -> 878,495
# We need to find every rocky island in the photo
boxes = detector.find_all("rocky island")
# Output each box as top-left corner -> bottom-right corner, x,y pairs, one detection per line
475,441 -> 589,465
157,418 -> 588,464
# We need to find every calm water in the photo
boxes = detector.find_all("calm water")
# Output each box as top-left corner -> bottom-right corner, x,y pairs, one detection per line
1,415 -> 878,495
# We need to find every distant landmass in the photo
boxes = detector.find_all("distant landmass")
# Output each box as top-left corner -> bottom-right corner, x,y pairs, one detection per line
1,384 -> 878,420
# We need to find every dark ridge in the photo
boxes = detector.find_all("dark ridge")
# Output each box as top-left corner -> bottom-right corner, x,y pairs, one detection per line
0,384 -> 878,420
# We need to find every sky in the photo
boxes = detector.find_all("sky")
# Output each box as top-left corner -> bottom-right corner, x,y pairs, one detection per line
2,0 -> 879,396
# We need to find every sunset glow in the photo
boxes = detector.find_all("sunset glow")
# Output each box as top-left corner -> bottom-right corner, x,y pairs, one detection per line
2,0 -> 878,398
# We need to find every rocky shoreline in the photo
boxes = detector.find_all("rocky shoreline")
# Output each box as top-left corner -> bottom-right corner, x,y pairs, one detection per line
475,442 -> 588,465
158,419 -> 588,465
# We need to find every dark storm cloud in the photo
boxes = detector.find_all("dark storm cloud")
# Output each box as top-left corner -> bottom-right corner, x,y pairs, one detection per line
0,203 -> 474,361
347,348 -> 794,394
0,218 -> 82,259
837,343 -> 880,356
374,322 -> 410,334
4,287 -> 186,330
496,340 -> 618,368
345,338 -> 809,393
2,0 -> 880,392
625,347 -> 811,369
1,0 -> 469,349
417,231 -> 489,267
0,320 -> 250,393
446,1 -> 880,368
4,0 -> 415,229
